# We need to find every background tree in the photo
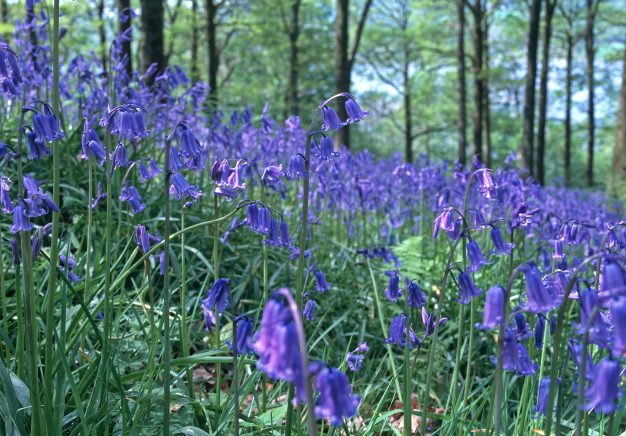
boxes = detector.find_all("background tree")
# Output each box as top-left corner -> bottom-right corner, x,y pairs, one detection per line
141,0 -> 165,83
520,0 -> 542,175
457,0 -> 468,166
190,0 -> 199,81
610,42 -> 626,197
585,0 -> 599,186
118,0 -> 133,78
206,0 -> 218,101
536,0 -> 559,185
466,0 -> 486,162
97,0 -> 107,72
335,0 -> 373,149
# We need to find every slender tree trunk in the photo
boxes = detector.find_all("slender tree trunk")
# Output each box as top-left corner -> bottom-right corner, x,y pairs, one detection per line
521,0 -> 541,175
98,0 -> 107,72
140,0 -> 165,84
403,41 -> 413,163
483,10 -> 492,168
457,0 -> 468,167
564,32 -> 573,186
190,0 -> 199,82
288,0 -> 302,116
610,43 -> 626,197
0,0 -> 9,24
536,0 -> 558,185
470,0 -> 484,162
206,0 -> 218,103
585,0 -> 596,186
117,0 -> 133,78
335,0 -> 351,148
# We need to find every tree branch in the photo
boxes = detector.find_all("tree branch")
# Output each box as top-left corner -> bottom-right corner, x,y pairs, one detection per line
348,0 -> 374,72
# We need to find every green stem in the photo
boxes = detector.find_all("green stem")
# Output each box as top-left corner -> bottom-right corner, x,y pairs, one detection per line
232,317 -> 239,436
403,309 -> 412,436
180,209 -> 194,402
162,134 -> 173,434
44,0 -> 61,426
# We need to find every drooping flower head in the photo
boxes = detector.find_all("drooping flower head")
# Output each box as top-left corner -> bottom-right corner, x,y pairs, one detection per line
346,342 -> 368,372
422,307 -> 447,338
384,270 -> 402,302
406,278 -> 426,309
227,315 -> 254,355
522,263 -> 560,313
466,238 -> 488,272
478,285 -> 505,330
314,366 -> 360,425
202,278 -> 230,314
584,359 -> 622,414
491,227 -> 514,256
533,377 -> 559,417
474,168 -> 497,199
385,314 -> 420,348
457,271 -> 483,304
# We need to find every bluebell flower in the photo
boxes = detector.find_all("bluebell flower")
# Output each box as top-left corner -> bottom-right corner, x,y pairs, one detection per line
261,164 -> 283,185
492,328 -> 537,376
280,219 -> 291,247
112,142 -> 130,170
466,238 -> 488,272
317,136 -> 338,160
534,316 -> 546,349
134,224 -> 160,254
202,278 -> 230,314
346,342 -> 368,372
568,339 -> 594,381
433,207 -> 457,239
345,97 -> 368,124
522,263 -> 559,313
321,106 -> 344,131
227,315 -> 253,355
225,159 -> 248,190
106,105 -> 148,141
533,377 -> 559,416
177,124 -> 201,158
600,261 -> 626,298
552,238 -> 565,259
611,297 -> 626,357
422,307 -> 447,338
314,367 -> 360,425
475,168 -> 497,199
385,314 -> 420,348
457,271 -> 483,304
265,218 -> 281,246
32,104 -> 64,142
202,306 -> 216,331
303,299 -> 317,321
23,175 -> 58,217
406,278 -> 426,309
91,182 -> 106,209
287,154 -> 306,180
584,359 -> 621,414
478,285 -> 505,330
0,176 -> 13,213
513,311 -> 534,341
60,255 -> 81,283
25,129 -> 50,160
139,159 -> 161,182
30,223 -> 51,260
81,119 -> 106,165
170,172 -> 202,201
491,227 -> 514,256
253,292 -> 307,403
0,43 -> 23,96
384,270 -> 401,302
10,203 -> 33,233
119,184 -> 146,214
577,290 -> 610,347
314,267 -> 330,293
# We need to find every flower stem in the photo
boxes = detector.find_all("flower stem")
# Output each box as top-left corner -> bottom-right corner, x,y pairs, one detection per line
161,134 -> 173,434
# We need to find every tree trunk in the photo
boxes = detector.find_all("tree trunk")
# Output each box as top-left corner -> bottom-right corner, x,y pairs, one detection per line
98,0 -> 107,72
117,0 -> 133,78
0,0 -> 9,24
483,9 -> 492,168
610,43 -> 626,198
206,0 -> 218,103
335,0 -> 350,148
536,0 -> 557,185
585,0 -> 596,186
521,0 -> 541,176
457,0 -> 468,167
288,0 -> 301,116
190,0 -> 199,82
470,0 -> 484,162
564,32 -> 573,186
403,40 -> 413,163
140,0 -> 165,84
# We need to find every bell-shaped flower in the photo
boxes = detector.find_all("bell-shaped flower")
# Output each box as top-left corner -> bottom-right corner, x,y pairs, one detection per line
314,366 -> 360,425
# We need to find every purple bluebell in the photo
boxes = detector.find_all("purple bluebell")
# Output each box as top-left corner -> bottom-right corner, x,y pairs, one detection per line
385,314 -> 420,348
422,307 -> 447,338
202,278 -> 230,314
280,219 -> 291,247
225,159 -> 248,190
134,224 -> 160,254
491,227 -> 514,256
202,306 -> 216,331
261,164 -> 283,185
406,278 -> 426,308
32,104 -> 64,142
478,285 -> 505,330
346,342 -> 368,372
107,105 -> 148,141
177,124 -> 201,158
533,378 -> 559,416
60,255 -> 81,283
227,315 -> 253,355
265,218 -> 281,246
139,159 -> 161,182
552,238 -> 565,259
492,328 -> 537,376
600,261 -> 625,298
513,312 -> 534,341
610,297 -> 626,357
466,238 -> 488,272
317,136 -> 338,160
321,106 -> 344,131
475,168 -> 497,199
534,316 -> 546,349
30,223 -> 51,260
303,299 -> 317,321
584,359 -> 621,414
81,119 -> 106,165
457,271 -> 483,304
253,293 -> 307,403
287,154 -> 306,180
170,172 -> 202,201
0,176 -> 13,213
568,339 -> 594,381
314,267 -> 330,293
0,43 -> 23,95
26,129 -> 50,160
23,175 -> 58,217
433,207 -> 457,239
119,184 -> 146,214
577,290 -> 610,347
112,142 -> 130,169
522,263 -> 559,313
9,202 -> 33,233
91,182 -> 106,209
384,270 -> 401,302
314,366 -> 360,425
345,97 -> 368,124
